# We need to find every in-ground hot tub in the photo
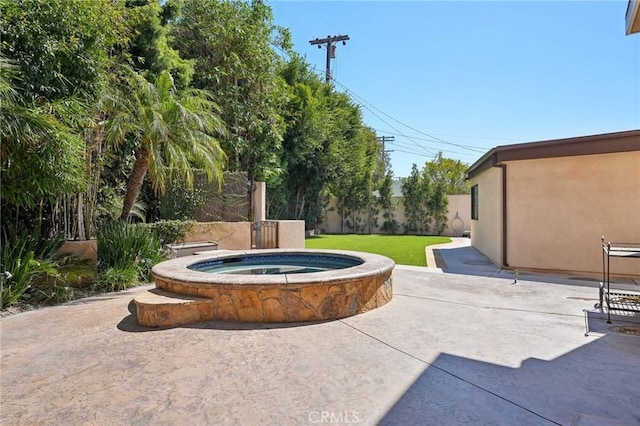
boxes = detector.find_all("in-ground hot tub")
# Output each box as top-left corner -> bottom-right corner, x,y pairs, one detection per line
138,249 -> 394,325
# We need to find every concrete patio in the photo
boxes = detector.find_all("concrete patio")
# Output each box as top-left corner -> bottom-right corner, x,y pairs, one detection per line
1,242 -> 639,425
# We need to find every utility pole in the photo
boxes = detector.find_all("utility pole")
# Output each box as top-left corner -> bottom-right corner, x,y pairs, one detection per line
377,135 -> 395,172
376,135 -> 395,153
309,34 -> 350,83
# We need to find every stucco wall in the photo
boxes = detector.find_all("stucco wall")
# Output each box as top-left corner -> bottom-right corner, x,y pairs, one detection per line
469,167 -> 503,266
183,222 -> 252,250
57,224 -> 253,258
321,200 -> 342,234
505,151 -> 640,276
57,240 -> 98,261
318,195 -> 470,237
447,194 -> 472,237
184,221 -> 305,250
277,220 -> 306,248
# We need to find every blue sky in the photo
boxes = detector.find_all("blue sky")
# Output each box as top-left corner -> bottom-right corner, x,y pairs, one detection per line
269,1 -> 640,177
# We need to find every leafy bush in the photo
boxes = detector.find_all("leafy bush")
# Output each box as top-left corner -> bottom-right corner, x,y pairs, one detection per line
26,283 -> 75,305
93,266 -> 139,293
1,231 -> 61,308
95,222 -> 166,292
380,219 -> 400,235
1,243 -> 36,308
146,220 -> 195,245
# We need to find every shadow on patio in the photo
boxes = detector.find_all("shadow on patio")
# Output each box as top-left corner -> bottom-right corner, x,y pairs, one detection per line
379,325 -> 640,425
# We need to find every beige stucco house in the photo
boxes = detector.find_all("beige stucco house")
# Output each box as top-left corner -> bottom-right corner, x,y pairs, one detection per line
467,130 -> 640,278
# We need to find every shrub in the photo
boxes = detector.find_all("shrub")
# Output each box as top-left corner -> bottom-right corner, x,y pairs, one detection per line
95,222 -> 166,292
27,283 -> 75,305
1,231 -> 60,308
381,219 -> 400,235
93,266 -> 139,293
146,220 -> 195,245
1,243 -> 36,308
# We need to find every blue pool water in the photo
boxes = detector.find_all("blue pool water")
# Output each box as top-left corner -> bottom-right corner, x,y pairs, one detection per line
188,254 -> 363,275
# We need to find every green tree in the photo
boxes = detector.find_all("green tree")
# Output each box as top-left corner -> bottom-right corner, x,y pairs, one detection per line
267,55 -> 383,231
0,57 -> 85,210
268,55 -> 329,228
172,0 -> 289,219
419,152 -> 470,235
126,0 -> 193,89
1,0 -> 130,240
378,171 -> 399,234
401,164 -> 430,234
423,152 -> 470,194
106,70 -> 227,219
0,0 -> 124,102
427,182 -> 448,235
331,125 -> 380,234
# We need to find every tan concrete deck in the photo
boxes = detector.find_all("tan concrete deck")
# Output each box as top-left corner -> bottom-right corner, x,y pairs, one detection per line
1,249 -> 639,425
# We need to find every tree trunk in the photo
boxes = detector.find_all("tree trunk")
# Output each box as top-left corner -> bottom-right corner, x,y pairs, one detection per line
84,134 -> 101,238
121,148 -> 150,220
77,192 -> 86,240
63,196 -> 69,239
295,189 -> 305,220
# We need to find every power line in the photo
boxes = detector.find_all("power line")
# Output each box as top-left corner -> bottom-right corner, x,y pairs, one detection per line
270,59 -> 483,163
306,71 -> 433,156
388,141 -> 480,160
385,138 -> 480,160
373,129 -> 488,152
304,66 -> 480,160
361,102 -> 438,157
386,130 -> 518,142
388,147 -> 432,158
376,131 -> 485,158
331,80 -> 458,157
332,77 -> 487,154
271,47 -> 507,150
329,80 -> 438,156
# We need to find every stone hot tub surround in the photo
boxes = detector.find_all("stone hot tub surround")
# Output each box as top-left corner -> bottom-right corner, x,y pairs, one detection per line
134,249 -> 394,327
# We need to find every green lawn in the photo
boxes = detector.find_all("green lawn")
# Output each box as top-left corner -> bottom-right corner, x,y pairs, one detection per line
305,234 -> 450,267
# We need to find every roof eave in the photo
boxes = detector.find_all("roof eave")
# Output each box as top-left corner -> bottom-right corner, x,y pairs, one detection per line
466,129 -> 640,179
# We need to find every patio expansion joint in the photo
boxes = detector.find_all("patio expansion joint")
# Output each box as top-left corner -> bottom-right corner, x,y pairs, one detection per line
337,318 -> 563,426
393,292 -> 585,319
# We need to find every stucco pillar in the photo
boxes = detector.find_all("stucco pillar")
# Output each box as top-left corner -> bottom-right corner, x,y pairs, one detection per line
254,181 -> 266,222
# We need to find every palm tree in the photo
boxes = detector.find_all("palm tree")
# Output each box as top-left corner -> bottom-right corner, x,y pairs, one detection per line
106,69 -> 227,219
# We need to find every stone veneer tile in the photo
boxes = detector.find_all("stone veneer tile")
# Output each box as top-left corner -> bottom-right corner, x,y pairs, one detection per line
196,287 -> 218,299
361,289 -> 379,312
231,290 -> 264,321
236,290 -> 261,309
259,288 -> 280,299
134,289 -> 217,327
320,290 -> 348,318
262,298 -> 286,322
169,303 -> 214,326
215,294 -> 239,322
300,286 -> 329,311
279,290 -> 317,321
381,278 -> 393,301
327,285 -> 343,295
